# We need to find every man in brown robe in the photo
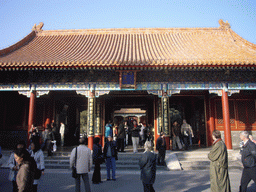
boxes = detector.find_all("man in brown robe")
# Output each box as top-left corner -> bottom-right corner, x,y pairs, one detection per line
208,130 -> 231,192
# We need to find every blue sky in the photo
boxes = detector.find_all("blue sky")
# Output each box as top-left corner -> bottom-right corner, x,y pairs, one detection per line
0,0 -> 255,49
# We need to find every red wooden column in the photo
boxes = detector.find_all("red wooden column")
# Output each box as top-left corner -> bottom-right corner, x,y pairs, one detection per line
205,93 -> 215,146
27,90 -> 36,145
209,99 -> 216,146
154,96 -> 159,151
221,89 -> 232,149
101,98 -> 106,148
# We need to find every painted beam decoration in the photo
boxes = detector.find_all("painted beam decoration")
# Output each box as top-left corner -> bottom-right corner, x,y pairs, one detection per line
95,82 -> 120,90
36,83 -> 90,90
229,83 -> 256,90
1,82 -> 256,98
0,84 -> 30,91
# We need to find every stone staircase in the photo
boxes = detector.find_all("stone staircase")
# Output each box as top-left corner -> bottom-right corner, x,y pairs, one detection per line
174,148 -> 243,170
1,147 -> 243,171
43,146 -> 168,171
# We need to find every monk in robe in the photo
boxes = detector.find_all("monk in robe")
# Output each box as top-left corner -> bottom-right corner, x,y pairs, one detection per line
208,130 -> 231,192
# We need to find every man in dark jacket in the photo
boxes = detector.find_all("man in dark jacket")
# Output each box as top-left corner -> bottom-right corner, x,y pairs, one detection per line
139,141 -> 157,192
42,124 -> 55,156
117,121 -> 126,152
156,132 -> 166,166
239,131 -> 256,192
103,136 -> 118,181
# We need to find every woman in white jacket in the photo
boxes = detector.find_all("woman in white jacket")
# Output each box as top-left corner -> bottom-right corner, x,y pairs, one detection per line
30,141 -> 45,192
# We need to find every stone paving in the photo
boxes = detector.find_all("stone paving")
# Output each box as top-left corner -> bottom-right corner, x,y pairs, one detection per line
1,168 -> 256,192
0,146 -> 252,191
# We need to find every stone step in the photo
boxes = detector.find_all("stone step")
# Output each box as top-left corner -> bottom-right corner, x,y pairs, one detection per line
44,159 -> 142,165
42,152 -> 169,171
44,163 -> 168,171
175,149 -> 243,170
175,150 -> 239,159
179,160 -> 243,170
170,148 -> 242,170
3,148 -> 242,171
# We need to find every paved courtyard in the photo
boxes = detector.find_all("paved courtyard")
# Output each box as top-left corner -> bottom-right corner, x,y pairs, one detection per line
1,168 -> 256,192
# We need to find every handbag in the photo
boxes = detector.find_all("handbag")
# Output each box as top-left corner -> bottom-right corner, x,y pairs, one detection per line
184,130 -> 189,137
34,168 -> 42,180
72,147 -> 78,178
52,140 -> 57,152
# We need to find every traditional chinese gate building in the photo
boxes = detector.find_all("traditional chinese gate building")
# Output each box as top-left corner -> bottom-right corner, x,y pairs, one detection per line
1,20 -> 256,150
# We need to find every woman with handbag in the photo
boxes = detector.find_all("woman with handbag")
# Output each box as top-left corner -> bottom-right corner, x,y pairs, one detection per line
29,141 -> 45,192
92,137 -> 103,184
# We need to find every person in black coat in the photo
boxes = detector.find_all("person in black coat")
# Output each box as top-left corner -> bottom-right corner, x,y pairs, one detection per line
239,131 -> 256,192
117,121 -> 126,152
103,136 -> 118,181
92,137 -> 103,184
43,124 -> 55,157
29,127 -> 40,148
139,141 -> 157,192
156,132 -> 167,166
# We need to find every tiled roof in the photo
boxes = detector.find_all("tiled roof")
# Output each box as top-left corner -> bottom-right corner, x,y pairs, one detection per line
0,20 -> 256,70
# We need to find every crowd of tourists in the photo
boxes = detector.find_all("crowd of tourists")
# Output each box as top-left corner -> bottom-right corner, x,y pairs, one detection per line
69,135 -> 157,192
7,122 -> 60,192
29,123 -> 57,157
172,119 -> 194,151
5,118 -> 256,192
105,119 -> 154,154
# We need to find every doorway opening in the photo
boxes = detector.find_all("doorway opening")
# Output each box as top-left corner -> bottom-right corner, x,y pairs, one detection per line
104,91 -> 155,146
169,94 -> 206,147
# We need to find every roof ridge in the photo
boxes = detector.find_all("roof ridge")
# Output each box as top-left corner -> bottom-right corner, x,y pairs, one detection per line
38,27 -> 224,36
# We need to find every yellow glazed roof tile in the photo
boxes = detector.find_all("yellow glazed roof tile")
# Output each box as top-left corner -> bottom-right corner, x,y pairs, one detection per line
0,20 -> 256,69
